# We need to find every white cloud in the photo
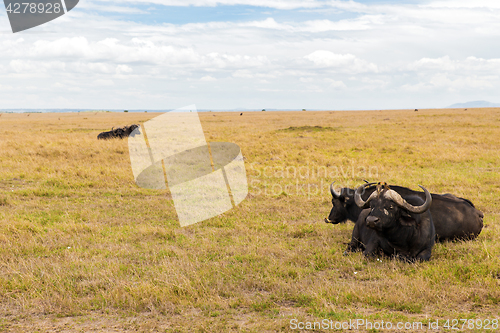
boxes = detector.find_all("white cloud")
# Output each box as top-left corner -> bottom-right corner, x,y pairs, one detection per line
240,16 -> 382,32
116,64 -> 133,74
82,3 -> 149,14
204,52 -> 269,69
23,36 -> 270,72
304,50 -> 378,73
2,38 -> 25,48
325,78 -> 347,88
242,18 -> 290,30
9,60 -> 66,73
409,56 -> 458,71
232,70 -> 254,78
299,16 -> 383,32
408,56 -> 500,73
3,0 -> 500,109
31,37 -> 93,58
93,0 -> 366,10
52,82 -> 83,92
200,75 -> 217,81
401,74 -> 495,92
93,79 -> 115,86
424,0 -> 500,9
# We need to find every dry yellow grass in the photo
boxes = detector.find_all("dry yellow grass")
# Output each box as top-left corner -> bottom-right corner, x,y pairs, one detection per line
0,109 -> 499,332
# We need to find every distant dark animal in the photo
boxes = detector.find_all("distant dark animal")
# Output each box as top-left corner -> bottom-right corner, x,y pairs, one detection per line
346,183 -> 435,262
124,124 -> 139,137
240,113 -> 243,116
97,129 -> 115,140
97,124 -> 139,140
415,109 -> 418,111
325,182 -> 483,241
114,127 -> 125,138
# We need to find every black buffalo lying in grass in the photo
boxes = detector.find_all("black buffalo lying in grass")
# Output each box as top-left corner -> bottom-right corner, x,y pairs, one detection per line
345,182 -> 435,262
325,181 -> 483,241
97,124 -> 139,140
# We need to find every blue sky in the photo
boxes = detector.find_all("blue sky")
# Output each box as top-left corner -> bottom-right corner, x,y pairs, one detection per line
1,0 -> 500,110
81,4 -> 359,25
80,1 -> 426,26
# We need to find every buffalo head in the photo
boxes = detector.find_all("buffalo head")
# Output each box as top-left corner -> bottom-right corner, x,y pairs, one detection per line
324,182 -> 357,224
354,182 -> 432,231
125,124 -> 140,137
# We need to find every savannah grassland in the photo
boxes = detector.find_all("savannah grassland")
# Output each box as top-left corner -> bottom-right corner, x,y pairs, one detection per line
0,108 -> 499,332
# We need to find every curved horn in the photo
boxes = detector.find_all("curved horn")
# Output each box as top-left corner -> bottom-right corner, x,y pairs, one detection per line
354,182 -> 378,208
330,182 -> 341,199
385,185 -> 432,214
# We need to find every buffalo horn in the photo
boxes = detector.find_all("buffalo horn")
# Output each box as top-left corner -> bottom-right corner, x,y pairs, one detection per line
330,182 -> 341,199
354,182 -> 378,208
385,185 -> 432,214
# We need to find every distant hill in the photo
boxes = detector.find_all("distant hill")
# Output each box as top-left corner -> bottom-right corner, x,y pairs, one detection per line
449,101 -> 500,108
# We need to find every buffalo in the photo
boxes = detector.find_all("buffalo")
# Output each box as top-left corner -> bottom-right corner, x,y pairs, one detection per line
324,186 -> 363,226
325,181 -> 483,241
346,182 -> 435,262
97,129 -> 115,140
98,124 -> 139,140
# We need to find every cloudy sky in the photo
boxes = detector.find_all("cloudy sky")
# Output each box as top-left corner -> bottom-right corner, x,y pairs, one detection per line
1,0 -> 500,110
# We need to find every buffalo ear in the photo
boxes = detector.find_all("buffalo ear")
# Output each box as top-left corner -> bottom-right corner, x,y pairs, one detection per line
399,211 -> 416,226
